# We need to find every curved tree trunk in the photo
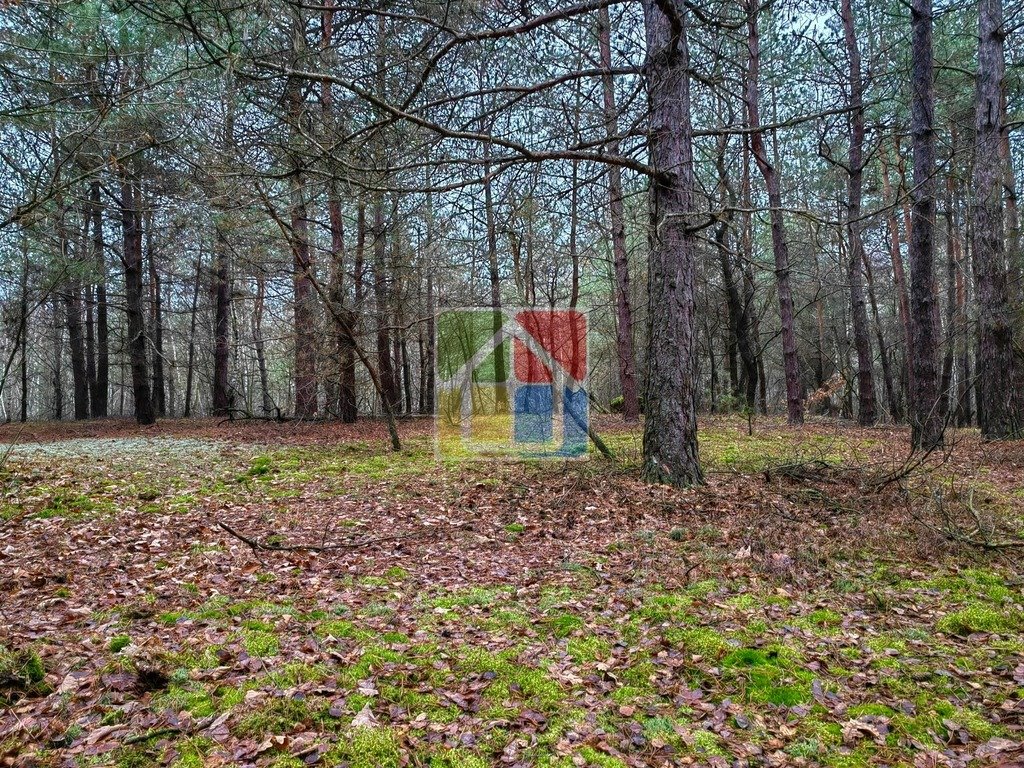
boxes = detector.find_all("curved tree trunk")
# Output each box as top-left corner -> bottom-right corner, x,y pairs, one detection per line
745,0 -> 803,425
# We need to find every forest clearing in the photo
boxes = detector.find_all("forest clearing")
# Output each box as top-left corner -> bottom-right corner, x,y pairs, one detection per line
4,0 -> 1024,764
1,417 -> 1022,767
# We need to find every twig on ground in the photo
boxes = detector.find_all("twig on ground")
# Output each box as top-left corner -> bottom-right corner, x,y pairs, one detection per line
216,520 -> 411,553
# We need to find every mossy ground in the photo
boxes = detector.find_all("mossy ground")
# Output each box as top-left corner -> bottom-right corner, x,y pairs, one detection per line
0,417 -> 1021,766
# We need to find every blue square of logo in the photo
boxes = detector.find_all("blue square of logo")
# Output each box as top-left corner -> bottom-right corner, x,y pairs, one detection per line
514,385 -> 553,443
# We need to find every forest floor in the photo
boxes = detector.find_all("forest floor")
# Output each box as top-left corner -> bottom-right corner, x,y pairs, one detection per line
0,416 -> 1023,768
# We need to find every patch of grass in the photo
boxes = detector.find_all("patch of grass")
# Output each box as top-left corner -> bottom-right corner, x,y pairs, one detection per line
794,608 -> 843,634
325,726 -> 402,768
427,748 -> 489,768
458,648 -> 564,713
567,636 -> 611,663
936,603 -> 1023,635
690,729 -> 728,756
545,612 -> 584,638
638,592 -> 691,624
235,695 -> 315,738
243,630 -> 280,658
664,626 -> 729,657
430,586 -> 514,610
109,635 -> 131,653
0,646 -> 47,701
504,523 -> 525,534
721,645 -> 811,706
248,455 -> 273,476
153,684 -> 216,718
315,619 -> 367,640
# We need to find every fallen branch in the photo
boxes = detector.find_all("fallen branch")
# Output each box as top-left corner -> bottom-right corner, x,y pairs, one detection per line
217,521 -> 410,553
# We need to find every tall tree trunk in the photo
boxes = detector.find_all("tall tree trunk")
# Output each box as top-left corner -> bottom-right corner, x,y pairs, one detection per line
880,150 -> 912,413
940,174 -> 959,420
147,208 -> 166,417
423,273 -> 435,416
482,136 -> 508,412
373,198 -> 399,414
640,0 -> 703,488
841,0 -> 876,425
972,0 -> 1021,438
60,212 -> 89,421
120,173 -> 154,425
90,180 -> 109,418
19,241 -> 29,423
212,224 -> 231,416
51,295 -> 63,420
715,133 -> 758,412
288,14 -> 318,419
253,270 -> 274,416
745,0 -> 803,425
863,249 -> 900,421
83,194 -> 96,418
599,5 -> 640,421
908,0 -> 943,448
184,253 -> 201,418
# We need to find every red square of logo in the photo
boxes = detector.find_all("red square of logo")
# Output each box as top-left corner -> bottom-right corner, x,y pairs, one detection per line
513,310 -> 587,384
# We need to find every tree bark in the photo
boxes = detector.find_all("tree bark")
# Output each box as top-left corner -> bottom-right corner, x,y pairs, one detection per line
120,172 -> 155,425
373,197 -> 399,415
212,224 -> 232,416
599,5 -> 640,421
146,208 -> 166,417
841,0 -> 876,425
640,0 -> 703,488
90,181 -> 109,418
972,0 -> 1021,438
908,0 -> 943,448
745,0 -> 803,425
715,133 -> 758,412
288,13 -> 318,419
57,208 -> 89,421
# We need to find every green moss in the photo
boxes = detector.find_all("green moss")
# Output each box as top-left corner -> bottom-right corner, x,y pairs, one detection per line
153,685 -> 216,718
266,662 -> 330,688
725,594 -> 759,610
248,455 -> 273,476
847,703 -> 895,718
691,729 -> 728,756
664,626 -> 729,657
327,726 -> 402,768
458,649 -> 564,712
108,635 -> 131,653
795,609 -> 843,631
431,586 -> 514,610
0,646 -> 47,700
638,593 -> 691,624
546,612 -> 584,638
168,737 -> 213,768
686,579 -> 719,598
576,746 -> 627,768
721,646 -> 811,706
427,748 -> 489,768
235,695 -> 314,738
936,603 -> 1023,635
567,636 -> 611,663
504,523 -> 525,534
243,630 -> 280,658
315,619 -> 368,640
